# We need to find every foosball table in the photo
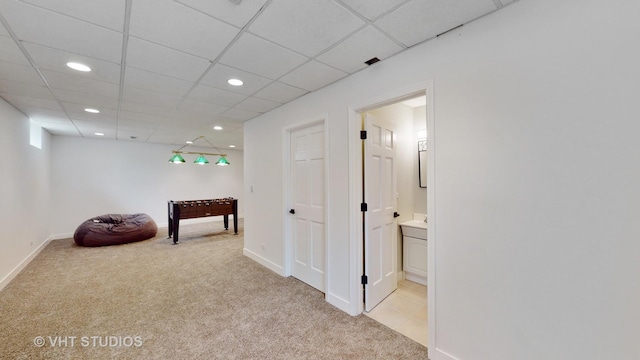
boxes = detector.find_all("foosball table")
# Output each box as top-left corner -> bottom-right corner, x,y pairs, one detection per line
167,198 -> 238,244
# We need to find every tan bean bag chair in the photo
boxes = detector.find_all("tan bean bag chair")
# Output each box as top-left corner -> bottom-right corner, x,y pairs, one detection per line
74,213 -> 157,247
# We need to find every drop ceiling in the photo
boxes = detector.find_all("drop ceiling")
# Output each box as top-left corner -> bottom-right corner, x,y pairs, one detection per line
0,0 -> 514,150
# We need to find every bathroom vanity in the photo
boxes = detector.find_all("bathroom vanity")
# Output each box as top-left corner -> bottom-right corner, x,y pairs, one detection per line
400,214 -> 427,285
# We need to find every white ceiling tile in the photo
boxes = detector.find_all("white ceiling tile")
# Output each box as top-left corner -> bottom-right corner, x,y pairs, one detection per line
130,0 -> 240,60
0,60 -> 45,85
23,43 -> 121,84
178,99 -> 229,116
339,0 -> 409,20
252,81 -> 307,103
54,89 -> 119,109
0,79 -> 50,98
0,22 -> 9,36
124,68 -> 193,98
19,107 -> 68,122
61,102 -> 118,120
222,108 -> 260,121
279,61 -> 348,92
249,0 -> 365,57
316,26 -> 404,73
0,0 -> 122,63
0,35 -> 30,65
234,97 -> 281,113
119,111 -> 170,124
117,128 -> 157,142
175,0 -> 269,28
375,0 -> 498,47
187,84 -> 246,107
21,0 -> 125,31
126,37 -> 211,82
199,64 -> 272,95
41,70 -> 119,98
120,100 -> 176,116
122,87 -> 183,109
0,93 -> 61,111
219,33 -> 308,79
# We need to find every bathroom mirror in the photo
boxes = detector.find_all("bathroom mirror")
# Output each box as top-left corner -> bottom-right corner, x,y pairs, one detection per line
418,140 -> 427,188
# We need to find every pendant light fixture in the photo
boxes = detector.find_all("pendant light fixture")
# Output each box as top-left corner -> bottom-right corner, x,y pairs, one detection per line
168,136 -> 230,166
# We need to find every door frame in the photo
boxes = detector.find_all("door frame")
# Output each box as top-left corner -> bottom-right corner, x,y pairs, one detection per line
282,116 -> 329,294
347,81 -> 435,350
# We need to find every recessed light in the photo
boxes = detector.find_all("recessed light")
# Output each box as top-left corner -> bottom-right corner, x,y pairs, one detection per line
227,78 -> 243,86
84,108 -> 100,113
213,126 -> 223,130
94,132 -> 104,136
186,141 -> 193,144
67,62 -> 91,72
229,145 -> 236,148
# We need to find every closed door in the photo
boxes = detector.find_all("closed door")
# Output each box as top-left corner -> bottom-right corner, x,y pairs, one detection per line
290,124 -> 325,292
364,113 -> 398,311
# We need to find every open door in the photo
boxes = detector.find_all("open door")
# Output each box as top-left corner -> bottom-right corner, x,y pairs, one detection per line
363,113 -> 398,311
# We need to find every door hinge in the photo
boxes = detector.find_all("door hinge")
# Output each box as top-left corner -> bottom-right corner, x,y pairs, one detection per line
361,203 -> 367,212
361,275 -> 368,285
360,130 -> 367,140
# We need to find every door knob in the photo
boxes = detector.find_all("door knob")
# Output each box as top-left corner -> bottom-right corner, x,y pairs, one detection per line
393,212 -> 400,218
289,209 -> 295,214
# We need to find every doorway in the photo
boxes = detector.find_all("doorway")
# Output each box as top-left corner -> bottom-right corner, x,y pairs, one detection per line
348,82 -> 433,351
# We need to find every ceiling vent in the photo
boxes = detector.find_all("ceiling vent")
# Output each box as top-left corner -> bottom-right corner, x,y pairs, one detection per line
364,57 -> 380,66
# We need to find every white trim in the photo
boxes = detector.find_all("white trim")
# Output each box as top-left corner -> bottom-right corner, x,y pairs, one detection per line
243,248 -> 285,275
0,237 -> 52,291
426,80 -> 436,356
326,291 -> 351,313
281,116 -> 329,293
434,348 -> 459,360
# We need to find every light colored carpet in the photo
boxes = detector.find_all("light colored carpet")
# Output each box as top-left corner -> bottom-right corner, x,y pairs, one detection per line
0,220 -> 428,359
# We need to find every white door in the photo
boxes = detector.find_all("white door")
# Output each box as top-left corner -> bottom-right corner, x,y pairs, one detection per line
290,124 -> 325,292
364,113 -> 398,311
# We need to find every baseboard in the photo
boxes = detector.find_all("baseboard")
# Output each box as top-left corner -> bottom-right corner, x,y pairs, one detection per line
243,248 -> 284,276
434,348 -> 459,360
0,237 -> 52,291
50,232 -> 73,240
326,292 -> 352,315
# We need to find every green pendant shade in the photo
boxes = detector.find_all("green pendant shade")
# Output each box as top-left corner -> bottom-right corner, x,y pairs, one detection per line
194,154 -> 209,165
169,153 -> 185,163
216,156 -> 230,166
169,136 -> 230,166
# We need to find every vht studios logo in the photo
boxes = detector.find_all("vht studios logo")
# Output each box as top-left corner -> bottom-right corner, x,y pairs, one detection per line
33,335 -> 143,348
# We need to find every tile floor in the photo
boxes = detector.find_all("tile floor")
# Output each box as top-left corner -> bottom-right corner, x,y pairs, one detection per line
365,280 -> 427,347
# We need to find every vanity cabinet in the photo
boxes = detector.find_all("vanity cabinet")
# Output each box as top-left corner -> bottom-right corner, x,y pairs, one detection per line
400,217 -> 427,286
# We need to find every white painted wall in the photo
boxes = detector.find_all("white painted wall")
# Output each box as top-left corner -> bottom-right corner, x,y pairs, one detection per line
50,136 -> 243,237
243,0 -> 640,359
0,98 -> 51,288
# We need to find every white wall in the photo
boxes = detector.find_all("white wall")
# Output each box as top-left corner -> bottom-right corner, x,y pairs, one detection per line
0,98 -> 51,288
243,0 -> 640,359
50,136 -> 243,237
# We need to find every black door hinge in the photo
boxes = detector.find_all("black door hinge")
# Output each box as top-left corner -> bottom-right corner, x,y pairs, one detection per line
360,130 -> 367,140
361,275 -> 368,285
361,203 -> 367,212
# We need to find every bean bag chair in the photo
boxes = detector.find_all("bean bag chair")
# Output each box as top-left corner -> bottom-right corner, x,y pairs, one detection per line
74,213 -> 157,247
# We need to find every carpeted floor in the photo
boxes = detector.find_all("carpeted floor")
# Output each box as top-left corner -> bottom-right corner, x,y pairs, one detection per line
0,220 -> 428,359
